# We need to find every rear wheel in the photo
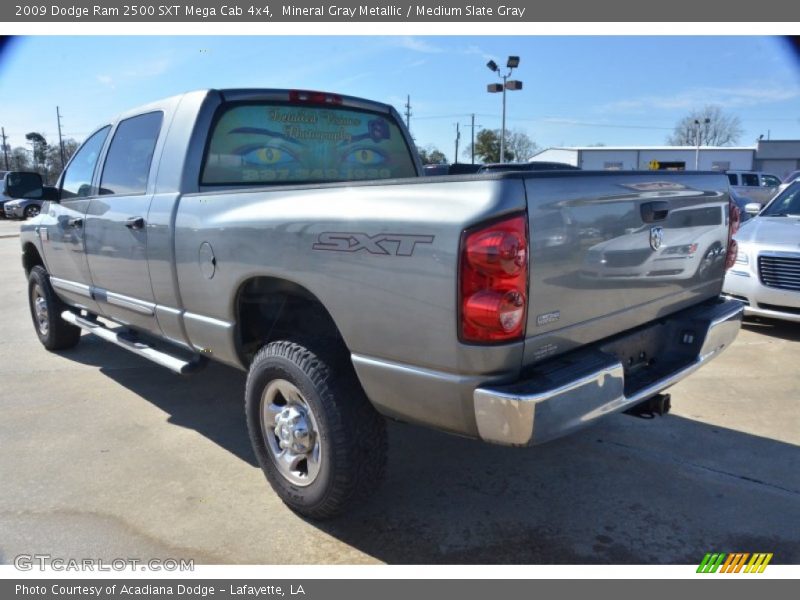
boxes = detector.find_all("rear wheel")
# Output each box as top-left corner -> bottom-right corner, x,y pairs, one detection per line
245,340 -> 387,519
28,266 -> 81,350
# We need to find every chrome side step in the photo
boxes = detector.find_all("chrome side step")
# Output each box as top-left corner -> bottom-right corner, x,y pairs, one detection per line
61,311 -> 206,375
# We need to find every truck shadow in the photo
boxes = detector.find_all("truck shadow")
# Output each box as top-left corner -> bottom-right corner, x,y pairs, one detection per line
58,335 -> 800,565
742,318 -> 800,342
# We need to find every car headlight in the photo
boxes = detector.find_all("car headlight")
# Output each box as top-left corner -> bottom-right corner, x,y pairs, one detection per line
662,243 -> 698,255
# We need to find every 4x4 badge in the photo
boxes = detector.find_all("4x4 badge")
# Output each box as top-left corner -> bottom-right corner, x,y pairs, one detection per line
650,226 -> 664,251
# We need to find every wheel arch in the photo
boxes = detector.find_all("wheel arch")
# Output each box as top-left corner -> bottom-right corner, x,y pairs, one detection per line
234,275 -> 350,368
22,241 -> 45,276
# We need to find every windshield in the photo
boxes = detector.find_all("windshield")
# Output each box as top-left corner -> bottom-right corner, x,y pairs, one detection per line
761,181 -> 800,217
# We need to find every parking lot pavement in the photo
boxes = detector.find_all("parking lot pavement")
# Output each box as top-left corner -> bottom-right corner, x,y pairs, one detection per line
0,218 -> 22,238
0,234 -> 798,565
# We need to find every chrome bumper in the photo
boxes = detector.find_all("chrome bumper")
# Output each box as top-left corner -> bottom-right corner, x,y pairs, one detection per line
474,299 -> 744,446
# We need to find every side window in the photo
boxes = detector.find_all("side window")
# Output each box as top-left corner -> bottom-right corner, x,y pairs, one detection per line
727,173 -> 738,185
761,175 -> 781,187
741,173 -> 759,187
99,112 -> 163,196
61,126 -> 110,199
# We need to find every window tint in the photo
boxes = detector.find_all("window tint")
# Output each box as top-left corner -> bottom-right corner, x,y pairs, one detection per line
741,173 -> 759,186
202,103 -> 417,185
727,173 -> 738,185
100,112 -> 163,196
762,182 -> 800,216
61,126 -> 110,199
761,175 -> 781,187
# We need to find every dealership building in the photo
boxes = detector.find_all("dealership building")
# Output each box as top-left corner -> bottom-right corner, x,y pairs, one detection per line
529,140 -> 800,178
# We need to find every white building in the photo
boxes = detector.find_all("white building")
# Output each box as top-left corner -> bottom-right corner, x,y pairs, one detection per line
530,146 -> 756,171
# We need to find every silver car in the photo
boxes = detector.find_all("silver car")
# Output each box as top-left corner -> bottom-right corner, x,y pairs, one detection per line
723,181 -> 800,322
3,197 -> 44,219
726,170 -> 782,205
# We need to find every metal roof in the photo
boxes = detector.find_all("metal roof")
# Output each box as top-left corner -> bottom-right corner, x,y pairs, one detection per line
534,146 -> 756,152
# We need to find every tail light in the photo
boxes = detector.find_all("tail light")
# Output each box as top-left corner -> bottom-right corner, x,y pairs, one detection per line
288,90 -> 343,105
725,199 -> 741,270
459,214 -> 529,342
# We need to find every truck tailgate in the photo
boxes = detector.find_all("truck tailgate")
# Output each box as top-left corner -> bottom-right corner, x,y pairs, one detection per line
521,171 -> 731,365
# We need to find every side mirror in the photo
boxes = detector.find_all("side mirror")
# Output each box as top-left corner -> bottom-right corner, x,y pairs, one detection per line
744,202 -> 761,215
3,171 -> 44,199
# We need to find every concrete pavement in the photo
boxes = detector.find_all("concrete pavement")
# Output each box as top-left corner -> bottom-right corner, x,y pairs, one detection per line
0,236 -> 798,564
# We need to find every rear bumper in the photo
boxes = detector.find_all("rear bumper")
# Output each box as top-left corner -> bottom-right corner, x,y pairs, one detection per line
474,298 -> 743,446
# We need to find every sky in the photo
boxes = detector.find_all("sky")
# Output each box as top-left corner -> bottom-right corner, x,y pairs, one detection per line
0,36 -> 799,163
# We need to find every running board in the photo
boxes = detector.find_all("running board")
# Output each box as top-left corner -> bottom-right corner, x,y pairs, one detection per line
61,311 -> 206,375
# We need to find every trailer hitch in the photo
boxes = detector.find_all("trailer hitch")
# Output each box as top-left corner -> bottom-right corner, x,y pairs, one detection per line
624,393 -> 671,419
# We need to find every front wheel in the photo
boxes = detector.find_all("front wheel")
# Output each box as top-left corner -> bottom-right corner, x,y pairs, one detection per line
24,204 -> 41,219
28,265 -> 81,350
245,340 -> 387,519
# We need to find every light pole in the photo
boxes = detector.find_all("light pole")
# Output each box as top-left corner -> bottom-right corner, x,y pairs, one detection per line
487,56 -> 522,163
694,117 -> 710,170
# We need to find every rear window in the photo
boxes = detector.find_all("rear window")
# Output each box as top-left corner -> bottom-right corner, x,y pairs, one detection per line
201,103 -> 417,185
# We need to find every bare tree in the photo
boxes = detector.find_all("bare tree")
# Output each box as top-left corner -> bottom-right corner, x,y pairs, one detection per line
667,106 -> 743,147
505,129 -> 538,162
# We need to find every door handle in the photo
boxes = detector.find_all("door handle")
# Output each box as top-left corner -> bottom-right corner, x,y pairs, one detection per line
67,217 -> 83,228
640,201 -> 670,223
125,216 -> 145,230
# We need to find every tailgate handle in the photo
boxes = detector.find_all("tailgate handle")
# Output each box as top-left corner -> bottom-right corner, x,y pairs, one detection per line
641,201 -> 670,223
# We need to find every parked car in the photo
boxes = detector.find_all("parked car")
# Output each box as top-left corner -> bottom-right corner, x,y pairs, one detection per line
581,203 -> 728,282
1,171 -> 15,218
478,161 -> 580,173
782,170 -> 800,185
4,196 -> 42,219
723,181 -> 800,322
730,189 -> 755,224
726,170 -> 782,205
7,88 -> 742,518
422,163 -> 482,176
3,184 -> 57,219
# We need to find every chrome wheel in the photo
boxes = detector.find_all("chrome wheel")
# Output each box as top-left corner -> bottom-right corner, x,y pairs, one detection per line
25,205 -> 40,218
32,284 -> 49,336
260,379 -> 321,487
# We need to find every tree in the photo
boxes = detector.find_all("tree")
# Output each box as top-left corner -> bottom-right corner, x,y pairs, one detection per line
418,145 -> 447,165
25,132 -> 48,170
44,138 -> 79,183
505,130 -> 538,162
464,129 -> 514,164
10,147 -> 31,171
667,106 -> 743,147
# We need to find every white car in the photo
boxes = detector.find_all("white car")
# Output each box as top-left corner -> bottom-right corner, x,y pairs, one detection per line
582,202 -> 728,282
723,182 -> 800,322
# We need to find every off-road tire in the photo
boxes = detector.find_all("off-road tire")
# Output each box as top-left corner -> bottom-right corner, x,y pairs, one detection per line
28,265 -> 81,351
245,340 -> 387,519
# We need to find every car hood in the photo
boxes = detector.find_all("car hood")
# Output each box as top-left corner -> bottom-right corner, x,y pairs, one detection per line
735,216 -> 800,248
589,226 -> 706,252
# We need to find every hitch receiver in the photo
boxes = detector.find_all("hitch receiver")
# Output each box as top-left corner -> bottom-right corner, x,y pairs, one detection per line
623,393 -> 671,419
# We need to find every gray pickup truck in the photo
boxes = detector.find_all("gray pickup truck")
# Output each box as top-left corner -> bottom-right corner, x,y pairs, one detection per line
7,89 -> 744,519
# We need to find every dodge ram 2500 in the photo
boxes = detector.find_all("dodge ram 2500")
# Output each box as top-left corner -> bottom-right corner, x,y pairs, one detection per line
7,89 -> 744,518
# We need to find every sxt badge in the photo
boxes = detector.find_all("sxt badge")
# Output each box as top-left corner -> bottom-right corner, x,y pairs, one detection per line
313,232 -> 434,257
